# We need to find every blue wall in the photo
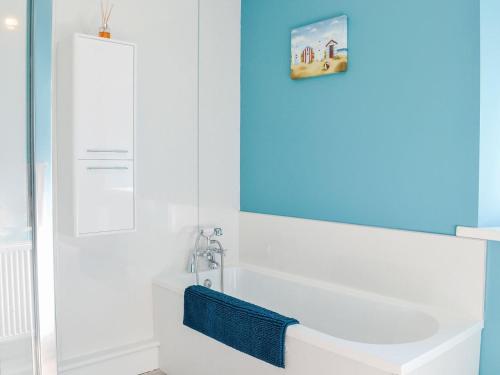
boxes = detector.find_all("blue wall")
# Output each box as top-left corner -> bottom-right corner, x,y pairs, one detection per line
479,2 -> 500,370
241,0 -> 500,373
32,0 -> 54,162
241,0 -> 480,235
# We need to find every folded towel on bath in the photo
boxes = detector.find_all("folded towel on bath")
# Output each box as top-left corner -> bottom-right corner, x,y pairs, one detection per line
183,285 -> 299,368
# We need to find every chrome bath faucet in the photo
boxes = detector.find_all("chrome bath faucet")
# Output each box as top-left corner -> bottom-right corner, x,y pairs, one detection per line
188,227 -> 226,292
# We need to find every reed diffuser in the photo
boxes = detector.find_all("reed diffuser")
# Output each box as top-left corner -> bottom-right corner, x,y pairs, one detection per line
99,0 -> 114,39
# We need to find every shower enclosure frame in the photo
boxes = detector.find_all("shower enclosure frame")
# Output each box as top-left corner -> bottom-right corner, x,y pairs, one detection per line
27,0 -> 58,374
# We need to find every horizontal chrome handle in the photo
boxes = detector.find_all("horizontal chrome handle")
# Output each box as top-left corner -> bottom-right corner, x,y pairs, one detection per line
86,149 -> 129,153
86,167 -> 129,170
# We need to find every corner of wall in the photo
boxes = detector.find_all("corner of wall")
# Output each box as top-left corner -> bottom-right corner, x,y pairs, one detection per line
478,0 -> 500,227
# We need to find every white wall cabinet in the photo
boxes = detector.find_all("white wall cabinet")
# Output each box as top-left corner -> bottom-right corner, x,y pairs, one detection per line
74,36 -> 135,160
58,34 -> 136,236
76,160 -> 135,234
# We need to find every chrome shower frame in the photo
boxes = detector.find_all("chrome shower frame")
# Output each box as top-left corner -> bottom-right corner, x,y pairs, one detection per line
28,0 -> 58,374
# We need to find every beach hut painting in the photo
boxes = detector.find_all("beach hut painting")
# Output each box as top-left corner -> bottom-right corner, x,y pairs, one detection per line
291,15 -> 348,80
301,47 -> 315,64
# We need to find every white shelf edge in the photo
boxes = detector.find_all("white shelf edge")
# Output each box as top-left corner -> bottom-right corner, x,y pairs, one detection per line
74,33 -> 137,48
456,226 -> 500,242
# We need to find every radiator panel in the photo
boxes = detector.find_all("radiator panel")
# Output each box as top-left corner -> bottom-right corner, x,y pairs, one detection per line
0,244 -> 33,340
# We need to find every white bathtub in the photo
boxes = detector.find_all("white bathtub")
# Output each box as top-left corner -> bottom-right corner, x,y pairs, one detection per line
153,265 -> 482,375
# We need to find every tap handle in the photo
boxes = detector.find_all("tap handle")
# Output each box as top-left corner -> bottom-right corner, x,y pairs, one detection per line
214,247 -> 227,256
200,227 -> 223,238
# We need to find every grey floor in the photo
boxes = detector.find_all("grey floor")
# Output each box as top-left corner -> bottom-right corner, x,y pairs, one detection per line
140,371 -> 166,375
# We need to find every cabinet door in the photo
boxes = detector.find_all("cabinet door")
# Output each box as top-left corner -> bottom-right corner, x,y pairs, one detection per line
74,35 -> 134,160
76,160 -> 135,235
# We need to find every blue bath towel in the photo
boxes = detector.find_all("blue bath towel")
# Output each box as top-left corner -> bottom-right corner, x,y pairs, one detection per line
183,285 -> 299,368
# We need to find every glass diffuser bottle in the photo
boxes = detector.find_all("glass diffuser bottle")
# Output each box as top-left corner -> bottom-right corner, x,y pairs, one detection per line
99,1 -> 113,39
99,23 -> 111,39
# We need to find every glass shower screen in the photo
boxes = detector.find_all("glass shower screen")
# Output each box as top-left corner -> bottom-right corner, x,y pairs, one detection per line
0,0 -> 57,374
0,0 -> 37,373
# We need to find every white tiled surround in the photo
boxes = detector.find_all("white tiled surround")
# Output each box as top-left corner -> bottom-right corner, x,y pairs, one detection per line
55,0 -> 199,367
240,212 -> 486,320
53,0 -> 240,374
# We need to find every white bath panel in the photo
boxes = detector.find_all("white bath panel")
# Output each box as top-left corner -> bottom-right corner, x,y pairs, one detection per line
153,266 -> 482,375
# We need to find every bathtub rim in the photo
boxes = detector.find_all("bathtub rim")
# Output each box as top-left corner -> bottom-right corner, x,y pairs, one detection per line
153,264 -> 483,374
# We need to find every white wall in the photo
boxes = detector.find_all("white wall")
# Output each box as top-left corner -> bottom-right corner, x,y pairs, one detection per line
199,0 -> 241,265
53,0 -> 240,372
0,0 -> 29,244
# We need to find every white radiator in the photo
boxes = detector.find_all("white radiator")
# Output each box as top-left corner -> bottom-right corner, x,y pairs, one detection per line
0,243 -> 33,340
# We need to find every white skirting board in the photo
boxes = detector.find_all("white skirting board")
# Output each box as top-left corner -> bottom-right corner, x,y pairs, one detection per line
58,339 -> 159,375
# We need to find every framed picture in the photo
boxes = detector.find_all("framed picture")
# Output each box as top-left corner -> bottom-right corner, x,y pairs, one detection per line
290,15 -> 348,80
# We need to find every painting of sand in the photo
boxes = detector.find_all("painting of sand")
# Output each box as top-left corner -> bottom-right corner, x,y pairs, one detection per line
291,15 -> 348,80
